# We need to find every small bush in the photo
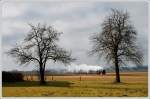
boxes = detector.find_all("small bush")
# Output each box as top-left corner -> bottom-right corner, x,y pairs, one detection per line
2,71 -> 24,82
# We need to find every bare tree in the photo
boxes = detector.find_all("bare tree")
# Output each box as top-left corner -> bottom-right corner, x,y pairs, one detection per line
8,23 -> 75,84
90,9 -> 143,83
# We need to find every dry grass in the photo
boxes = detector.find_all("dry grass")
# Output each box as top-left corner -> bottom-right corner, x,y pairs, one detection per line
2,72 -> 148,97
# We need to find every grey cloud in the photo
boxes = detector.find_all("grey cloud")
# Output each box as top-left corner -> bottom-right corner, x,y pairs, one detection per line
2,33 -> 24,46
2,1 -> 148,71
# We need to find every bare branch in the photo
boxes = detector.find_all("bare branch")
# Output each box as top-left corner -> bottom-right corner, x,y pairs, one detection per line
90,8 -> 143,66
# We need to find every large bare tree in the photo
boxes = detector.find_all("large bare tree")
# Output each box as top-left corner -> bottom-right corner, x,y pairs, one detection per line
8,23 -> 75,84
90,9 -> 143,83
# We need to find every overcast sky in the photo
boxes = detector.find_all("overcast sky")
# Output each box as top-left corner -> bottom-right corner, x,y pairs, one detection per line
1,1 -> 148,71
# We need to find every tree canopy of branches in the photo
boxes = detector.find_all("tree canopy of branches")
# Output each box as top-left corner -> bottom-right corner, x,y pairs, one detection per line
8,23 -> 75,84
90,9 -> 143,82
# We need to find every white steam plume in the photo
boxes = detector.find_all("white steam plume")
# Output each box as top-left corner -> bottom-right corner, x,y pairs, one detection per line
67,63 -> 103,72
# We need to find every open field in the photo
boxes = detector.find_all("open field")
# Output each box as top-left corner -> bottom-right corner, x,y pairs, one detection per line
2,72 -> 148,97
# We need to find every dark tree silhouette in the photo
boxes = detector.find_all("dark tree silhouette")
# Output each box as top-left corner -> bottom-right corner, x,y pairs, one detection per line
8,23 -> 75,84
90,9 -> 143,83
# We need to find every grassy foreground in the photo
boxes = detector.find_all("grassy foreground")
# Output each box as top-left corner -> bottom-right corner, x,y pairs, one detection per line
2,72 -> 148,97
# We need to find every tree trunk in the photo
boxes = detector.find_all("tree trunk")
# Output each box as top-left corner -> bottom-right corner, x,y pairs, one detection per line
40,67 -> 45,84
115,58 -> 120,83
